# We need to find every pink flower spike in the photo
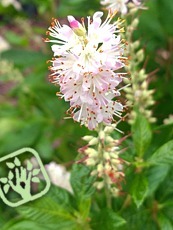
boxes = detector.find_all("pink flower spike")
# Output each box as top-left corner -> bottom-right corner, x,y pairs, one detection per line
46,11 -> 127,130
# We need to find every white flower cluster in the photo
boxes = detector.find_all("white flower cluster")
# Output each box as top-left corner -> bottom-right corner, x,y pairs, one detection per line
46,11 -> 127,130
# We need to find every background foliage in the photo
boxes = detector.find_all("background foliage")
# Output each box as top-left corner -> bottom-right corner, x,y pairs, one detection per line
0,0 -> 173,229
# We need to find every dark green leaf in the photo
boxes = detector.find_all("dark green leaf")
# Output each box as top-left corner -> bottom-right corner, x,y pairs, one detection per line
130,173 -> 148,208
1,121 -> 43,154
2,219 -> 46,230
147,165 -> 170,196
148,140 -> 173,165
1,49 -> 47,68
158,213 -> 173,230
46,185 -> 74,211
91,209 -> 126,230
16,196 -> 78,230
122,206 -> 157,230
70,164 -> 95,200
132,113 -> 152,157
70,164 -> 95,218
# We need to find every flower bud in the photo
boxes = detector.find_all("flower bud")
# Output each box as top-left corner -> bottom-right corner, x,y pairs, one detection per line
97,163 -> 104,173
143,110 -> 152,117
104,125 -> 114,133
85,158 -> 96,166
105,136 -> 114,143
103,152 -> 110,160
94,181 -> 104,190
90,170 -> 97,176
99,130 -> 105,140
104,162 -> 111,171
131,18 -> 139,28
124,87 -> 132,93
141,81 -> 148,90
110,152 -> 118,159
85,148 -> 98,157
67,16 -> 86,37
149,117 -> 157,123
82,135 -> 94,141
88,137 -> 98,146
136,49 -> 144,63
132,40 -> 140,50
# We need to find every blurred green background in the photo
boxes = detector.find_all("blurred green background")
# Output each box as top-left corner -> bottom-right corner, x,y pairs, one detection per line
0,0 -> 173,227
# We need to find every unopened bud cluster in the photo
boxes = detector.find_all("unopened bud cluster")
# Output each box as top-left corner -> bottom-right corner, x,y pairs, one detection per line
124,18 -> 156,124
79,125 -> 125,196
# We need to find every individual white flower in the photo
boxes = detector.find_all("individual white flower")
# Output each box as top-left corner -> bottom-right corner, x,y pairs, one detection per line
45,11 -> 127,130
45,162 -> 73,193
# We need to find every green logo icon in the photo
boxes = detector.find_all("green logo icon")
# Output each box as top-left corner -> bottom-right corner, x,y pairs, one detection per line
0,148 -> 50,207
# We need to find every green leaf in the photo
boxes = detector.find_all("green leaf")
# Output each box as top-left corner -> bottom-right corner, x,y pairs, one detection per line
32,168 -> 40,176
27,161 -> 33,171
147,165 -> 170,196
148,140 -> 173,165
14,157 -> 21,167
4,31 -> 28,47
130,173 -> 148,208
158,213 -> 173,230
8,171 -> 14,180
2,219 -> 46,230
123,206 -> 157,230
16,196 -> 78,230
6,162 -> 15,169
70,164 -> 95,218
0,121 -> 43,154
132,113 -> 152,157
1,49 -> 47,69
46,185 -> 74,211
91,209 -> 126,230
70,164 -> 95,200
31,177 -> 40,183
0,177 -> 8,184
3,184 -> 10,194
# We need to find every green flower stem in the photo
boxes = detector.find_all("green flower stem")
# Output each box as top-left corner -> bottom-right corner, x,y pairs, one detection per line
104,181 -> 112,209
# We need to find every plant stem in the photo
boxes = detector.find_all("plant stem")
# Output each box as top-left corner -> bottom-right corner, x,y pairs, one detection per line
97,123 -> 112,209
105,182 -> 112,209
